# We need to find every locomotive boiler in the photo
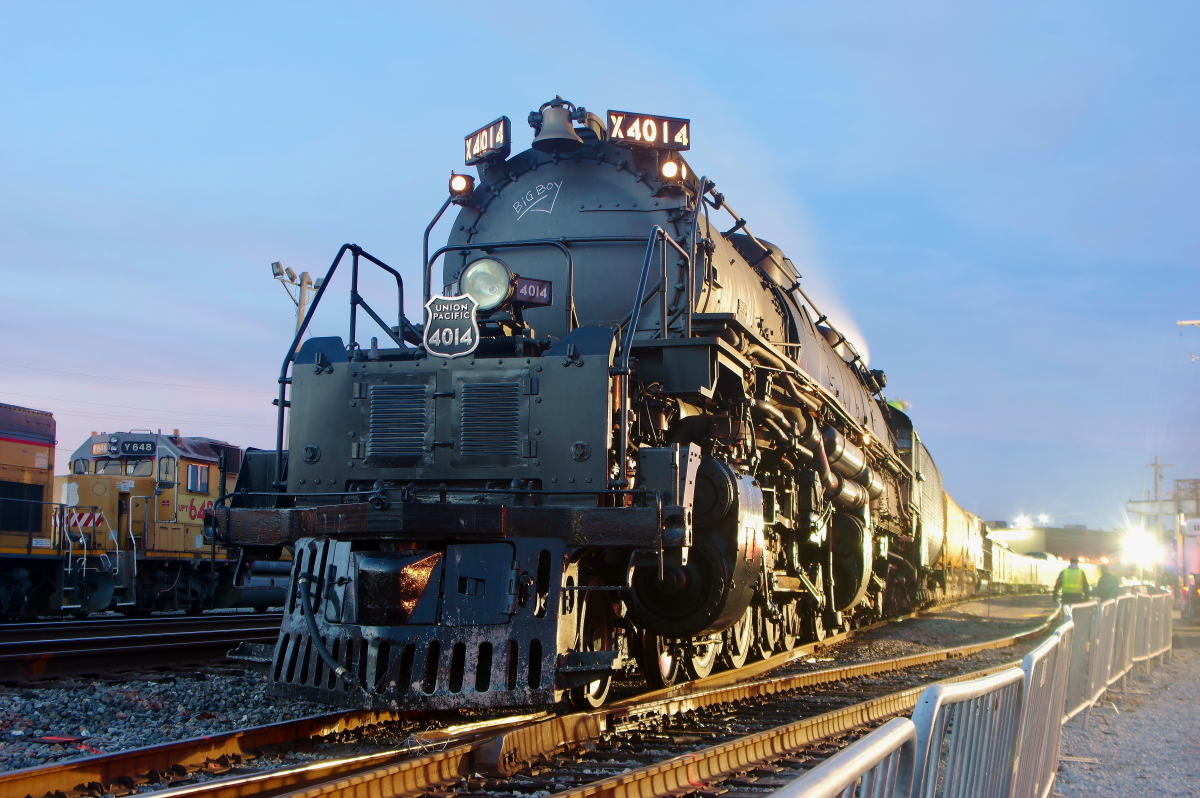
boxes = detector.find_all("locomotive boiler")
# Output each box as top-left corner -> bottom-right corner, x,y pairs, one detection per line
214,96 -> 987,711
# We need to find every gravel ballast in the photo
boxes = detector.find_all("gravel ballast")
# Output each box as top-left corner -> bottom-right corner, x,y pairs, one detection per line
1056,633 -> 1200,797
0,672 -> 319,772
0,594 -> 1058,775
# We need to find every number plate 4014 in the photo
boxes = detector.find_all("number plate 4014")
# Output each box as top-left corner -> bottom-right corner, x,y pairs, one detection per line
513,276 -> 552,307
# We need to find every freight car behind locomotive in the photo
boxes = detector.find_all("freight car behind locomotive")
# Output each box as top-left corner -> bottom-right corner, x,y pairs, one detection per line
215,97 -> 1050,712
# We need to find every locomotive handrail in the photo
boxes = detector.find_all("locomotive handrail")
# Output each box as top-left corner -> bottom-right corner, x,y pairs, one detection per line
611,226 -> 692,487
2,496 -> 101,552
425,238 -> 577,334
422,196 -> 454,303
618,227 -> 693,369
698,183 -> 863,376
274,244 -> 414,490
426,233 -> 700,339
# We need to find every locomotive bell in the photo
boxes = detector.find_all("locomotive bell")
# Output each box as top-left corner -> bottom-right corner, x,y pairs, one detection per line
529,97 -> 584,153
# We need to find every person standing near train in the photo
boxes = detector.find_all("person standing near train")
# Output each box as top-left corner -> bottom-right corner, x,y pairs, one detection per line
1054,557 -> 1091,604
1094,564 -> 1121,602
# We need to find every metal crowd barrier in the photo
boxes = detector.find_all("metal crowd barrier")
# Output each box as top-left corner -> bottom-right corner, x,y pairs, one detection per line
1063,601 -> 1097,720
1107,595 -> 1135,690
911,668 -> 1026,798
1010,620 -> 1073,798
774,590 -> 1175,798
771,717 -> 916,798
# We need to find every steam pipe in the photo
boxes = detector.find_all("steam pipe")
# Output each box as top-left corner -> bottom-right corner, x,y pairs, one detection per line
810,426 -> 839,496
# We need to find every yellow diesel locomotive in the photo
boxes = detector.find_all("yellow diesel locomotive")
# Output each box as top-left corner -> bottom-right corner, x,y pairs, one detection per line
1,404 -> 288,618
56,429 -> 288,614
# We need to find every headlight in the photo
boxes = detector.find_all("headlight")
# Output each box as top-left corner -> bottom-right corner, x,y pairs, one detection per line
461,258 -> 513,311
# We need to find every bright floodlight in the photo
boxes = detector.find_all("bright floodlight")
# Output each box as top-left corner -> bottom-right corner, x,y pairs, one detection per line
461,258 -> 513,311
1014,515 -> 1032,529
1037,514 -> 1050,526
1122,527 -> 1159,569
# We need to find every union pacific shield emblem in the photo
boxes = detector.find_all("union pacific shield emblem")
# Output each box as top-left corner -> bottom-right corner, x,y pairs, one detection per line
423,294 -> 479,358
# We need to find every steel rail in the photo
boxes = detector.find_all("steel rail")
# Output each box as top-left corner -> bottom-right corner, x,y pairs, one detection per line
0,613 -> 283,644
551,661 -> 1025,798
2,597 -> 1059,798
0,617 -> 283,680
0,708 -> 547,798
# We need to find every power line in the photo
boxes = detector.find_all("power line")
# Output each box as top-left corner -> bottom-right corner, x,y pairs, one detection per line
0,362 -> 272,394
0,390 -> 270,421
43,408 -> 270,428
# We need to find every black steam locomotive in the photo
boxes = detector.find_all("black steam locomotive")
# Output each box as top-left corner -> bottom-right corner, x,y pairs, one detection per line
214,96 -> 984,711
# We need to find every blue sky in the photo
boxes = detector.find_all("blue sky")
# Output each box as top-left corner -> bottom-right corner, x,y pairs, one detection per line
1,1 -> 1196,529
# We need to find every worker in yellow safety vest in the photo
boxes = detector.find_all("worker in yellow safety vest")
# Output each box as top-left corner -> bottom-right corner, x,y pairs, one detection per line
1053,557 -> 1090,604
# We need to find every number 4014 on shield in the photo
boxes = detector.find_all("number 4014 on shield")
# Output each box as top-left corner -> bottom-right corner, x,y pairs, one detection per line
427,327 -> 473,346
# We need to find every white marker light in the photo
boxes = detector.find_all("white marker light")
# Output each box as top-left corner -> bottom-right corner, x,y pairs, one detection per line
449,172 -> 476,202
661,160 -> 679,180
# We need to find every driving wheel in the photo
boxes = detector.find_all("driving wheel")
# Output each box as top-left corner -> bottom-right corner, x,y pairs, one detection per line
569,590 -> 614,709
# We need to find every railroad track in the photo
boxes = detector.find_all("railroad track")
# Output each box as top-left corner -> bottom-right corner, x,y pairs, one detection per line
2,601 -> 1061,798
0,614 -> 283,682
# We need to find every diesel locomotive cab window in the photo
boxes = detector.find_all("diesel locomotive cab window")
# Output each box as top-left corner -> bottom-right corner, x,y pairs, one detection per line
95,459 -> 123,475
125,459 -> 153,477
158,456 -> 176,483
72,458 -> 89,474
186,463 -> 210,494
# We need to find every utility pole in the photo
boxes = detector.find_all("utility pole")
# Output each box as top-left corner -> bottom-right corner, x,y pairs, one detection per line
271,262 -> 322,450
1148,455 -> 1172,506
272,262 -> 319,346
1147,457 -> 1174,581
1181,320 -> 1200,362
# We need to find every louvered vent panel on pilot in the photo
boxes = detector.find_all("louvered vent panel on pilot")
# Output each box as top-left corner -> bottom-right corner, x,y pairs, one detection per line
460,383 -> 521,456
368,385 -> 427,458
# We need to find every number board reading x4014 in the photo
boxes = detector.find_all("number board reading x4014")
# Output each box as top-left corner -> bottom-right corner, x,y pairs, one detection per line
464,117 -> 512,165
606,111 -> 690,150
